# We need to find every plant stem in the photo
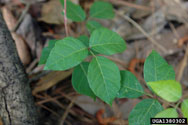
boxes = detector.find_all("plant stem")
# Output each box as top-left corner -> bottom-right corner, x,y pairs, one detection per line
175,100 -> 182,109
89,50 -> 96,57
64,0 -> 69,36
144,92 -> 154,98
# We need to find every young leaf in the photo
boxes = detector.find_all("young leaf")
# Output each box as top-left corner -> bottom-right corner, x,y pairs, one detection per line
77,35 -> 89,47
117,70 -> 144,98
45,37 -> 88,70
89,28 -> 126,55
144,50 -> 175,83
72,62 -> 96,99
39,40 -> 57,65
86,20 -> 102,33
89,1 -> 115,19
181,99 -> 188,119
148,80 -> 182,102
129,99 -> 163,125
155,108 -> 178,118
60,0 -> 86,22
88,56 -> 121,105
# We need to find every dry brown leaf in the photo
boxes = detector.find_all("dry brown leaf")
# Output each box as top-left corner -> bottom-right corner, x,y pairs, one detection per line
39,0 -> 64,24
178,35 -> 188,47
2,7 -> 31,65
32,70 -> 73,95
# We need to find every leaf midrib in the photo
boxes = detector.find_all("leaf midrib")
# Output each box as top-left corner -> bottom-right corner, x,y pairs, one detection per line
95,57 -> 110,101
91,43 -> 123,47
48,47 -> 87,68
141,100 -> 156,123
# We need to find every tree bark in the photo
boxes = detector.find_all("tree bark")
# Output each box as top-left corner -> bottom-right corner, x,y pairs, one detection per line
0,9 -> 38,125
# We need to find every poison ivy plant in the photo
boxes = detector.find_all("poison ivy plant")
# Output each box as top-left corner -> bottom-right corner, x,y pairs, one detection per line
117,70 -> 144,98
181,99 -> 188,119
155,108 -> 178,118
88,56 -> 121,105
89,28 -> 126,55
86,20 -> 102,33
148,80 -> 182,102
89,1 -> 115,19
128,99 -> 163,125
39,0 -> 188,125
44,37 -> 89,70
39,40 -> 57,65
60,0 -> 86,22
72,62 -> 96,99
144,50 -> 175,83
77,35 -> 89,47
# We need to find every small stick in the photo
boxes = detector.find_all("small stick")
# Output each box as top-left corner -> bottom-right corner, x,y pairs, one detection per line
13,2 -> 31,32
116,11 -> 167,53
176,45 -> 188,81
60,97 -> 76,125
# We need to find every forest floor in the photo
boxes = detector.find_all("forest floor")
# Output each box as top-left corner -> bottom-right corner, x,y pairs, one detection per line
1,0 -> 188,124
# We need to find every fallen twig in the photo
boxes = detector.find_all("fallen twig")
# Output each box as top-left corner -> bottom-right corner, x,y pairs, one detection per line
176,45 -> 188,81
60,97 -> 77,125
116,11 -> 168,53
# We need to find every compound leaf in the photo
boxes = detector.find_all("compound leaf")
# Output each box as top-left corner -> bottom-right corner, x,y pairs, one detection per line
148,80 -> 182,102
39,40 -> 57,65
72,62 -> 96,99
45,37 -> 88,70
86,20 -> 102,33
144,50 -> 175,83
181,99 -> 188,119
88,56 -> 121,105
89,28 -> 126,55
60,0 -> 86,22
129,99 -> 163,125
117,70 -> 144,98
155,108 -> 178,118
89,1 -> 115,19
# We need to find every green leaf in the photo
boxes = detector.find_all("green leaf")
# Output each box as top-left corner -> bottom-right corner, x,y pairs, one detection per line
181,99 -> 188,119
77,36 -> 99,55
72,62 -> 96,99
89,1 -> 115,19
77,35 -> 89,47
144,50 -> 175,83
155,108 -> 178,118
60,0 -> 86,22
39,40 -> 57,65
88,56 -> 121,105
129,99 -> 163,125
148,80 -> 182,102
45,37 -> 88,70
89,28 -> 126,55
117,70 -> 144,98
86,20 -> 102,33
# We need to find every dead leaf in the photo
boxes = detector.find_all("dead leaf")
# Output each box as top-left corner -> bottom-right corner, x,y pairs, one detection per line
39,0 -> 64,24
2,7 -> 31,65
32,70 -> 73,94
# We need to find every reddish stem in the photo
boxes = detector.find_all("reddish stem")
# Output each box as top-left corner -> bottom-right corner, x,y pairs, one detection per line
64,0 -> 69,36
